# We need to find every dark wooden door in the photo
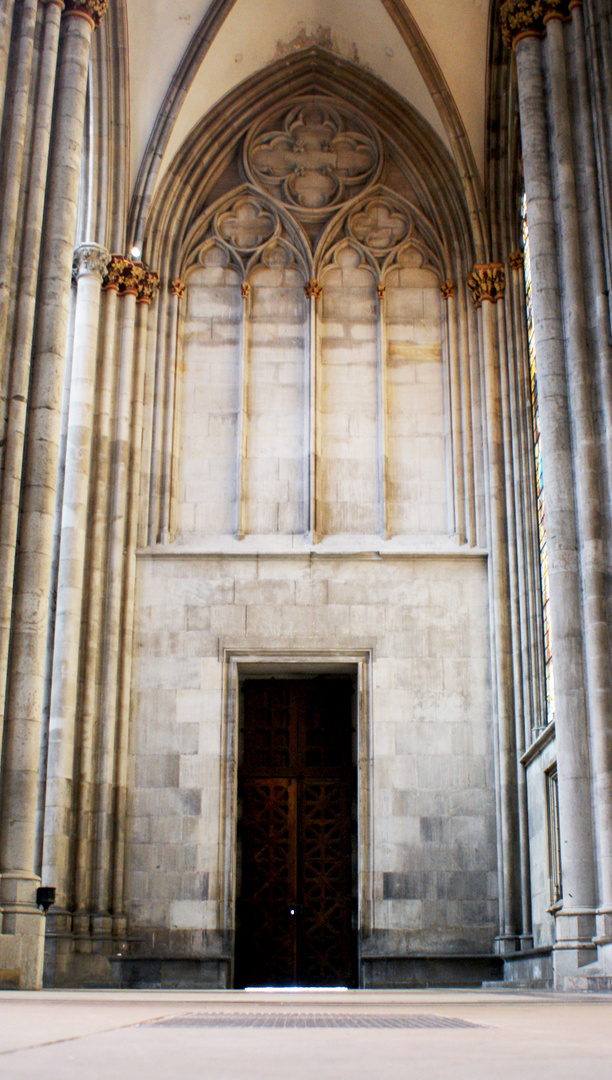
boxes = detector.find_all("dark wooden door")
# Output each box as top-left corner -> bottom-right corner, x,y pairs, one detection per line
236,678 -> 356,988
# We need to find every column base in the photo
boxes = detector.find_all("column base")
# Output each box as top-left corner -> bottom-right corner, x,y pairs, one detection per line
494,934 -> 522,955
552,907 -> 598,989
0,872 -> 45,989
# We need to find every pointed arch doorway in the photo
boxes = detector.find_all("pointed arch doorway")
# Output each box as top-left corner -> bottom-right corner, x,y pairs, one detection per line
235,674 -> 358,988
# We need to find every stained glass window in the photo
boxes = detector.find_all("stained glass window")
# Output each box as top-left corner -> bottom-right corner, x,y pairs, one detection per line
522,194 -> 555,725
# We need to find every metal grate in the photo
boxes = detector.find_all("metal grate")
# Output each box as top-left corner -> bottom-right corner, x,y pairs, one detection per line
148,1012 -> 481,1029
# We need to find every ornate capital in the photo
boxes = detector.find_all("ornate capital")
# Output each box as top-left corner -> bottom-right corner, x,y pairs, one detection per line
171,279 -> 186,300
304,279 -> 322,299
440,279 -> 455,300
63,0 -> 108,28
240,282 -> 251,300
73,243 -> 110,281
102,256 -> 145,297
467,264 -> 506,306
376,284 -> 386,301
137,271 -> 160,305
500,0 -> 573,49
508,251 -> 524,270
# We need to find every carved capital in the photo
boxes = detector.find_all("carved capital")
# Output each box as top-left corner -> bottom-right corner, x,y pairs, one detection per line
240,282 -> 251,300
304,279 -> 322,299
170,279 -> 186,300
500,0 -> 573,49
102,256 -> 145,297
72,243 -> 110,282
440,279 -> 455,300
137,271 -> 160,305
467,264 -> 506,306
376,284 -> 386,301
508,251 -> 524,270
63,0 -> 108,28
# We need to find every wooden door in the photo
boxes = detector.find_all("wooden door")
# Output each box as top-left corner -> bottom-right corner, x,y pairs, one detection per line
236,678 -> 356,987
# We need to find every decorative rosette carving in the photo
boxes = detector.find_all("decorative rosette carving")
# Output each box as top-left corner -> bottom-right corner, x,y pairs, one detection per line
500,0 -> 574,49
63,0 -> 108,28
467,264 -> 506,306
440,280 -> 455,299
137,271 -> 160,305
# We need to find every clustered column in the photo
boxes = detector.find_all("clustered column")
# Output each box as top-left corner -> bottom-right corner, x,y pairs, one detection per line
0,0 -> 108,991
501,0 -> 612,980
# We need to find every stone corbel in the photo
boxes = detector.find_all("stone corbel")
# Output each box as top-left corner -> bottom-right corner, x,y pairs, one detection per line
440,280 -> 455,300
467,264 -> 506,307
500,0 -> 576,49
63,0 -> 108,28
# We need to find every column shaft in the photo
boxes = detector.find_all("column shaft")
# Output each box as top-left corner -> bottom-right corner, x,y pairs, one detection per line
42,244 -> 109,906
0,0 -> 64,750
515,34 -> 596,915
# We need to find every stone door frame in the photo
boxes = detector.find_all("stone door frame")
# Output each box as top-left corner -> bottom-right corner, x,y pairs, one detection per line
219,647 -> 374,980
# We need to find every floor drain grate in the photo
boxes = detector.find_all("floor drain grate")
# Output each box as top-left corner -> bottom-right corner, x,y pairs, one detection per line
148,1012 -> 482,1029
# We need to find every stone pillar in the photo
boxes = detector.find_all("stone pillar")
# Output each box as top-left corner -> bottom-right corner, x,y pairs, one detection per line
92,259 -> 144,929
111,269 -> 159,934
42,242 -> 110,910
468,263 -> 521,951
441,280 -> 466,542
159,278 -> 184,543
0,0 -> 39,378
502,0 -> 599,979
0,0 -> 16,126
305,279 -> 322,542
72,256 -> 124,927
0,0 -> 65,751
0,0 -> 107,991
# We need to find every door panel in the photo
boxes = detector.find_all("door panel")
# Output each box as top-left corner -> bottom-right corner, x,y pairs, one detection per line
236,678 -> 355,987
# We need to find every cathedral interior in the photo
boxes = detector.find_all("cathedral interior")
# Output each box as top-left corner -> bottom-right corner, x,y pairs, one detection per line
1,0 -> 612,992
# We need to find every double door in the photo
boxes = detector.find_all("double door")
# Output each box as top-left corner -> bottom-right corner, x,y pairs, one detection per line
236,678 -> 356,987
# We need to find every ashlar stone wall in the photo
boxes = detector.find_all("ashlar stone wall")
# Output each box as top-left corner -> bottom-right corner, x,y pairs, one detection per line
128,552 -> 496,960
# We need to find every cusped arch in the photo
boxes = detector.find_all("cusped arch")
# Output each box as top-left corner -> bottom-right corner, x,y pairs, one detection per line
141,49 -> 482,279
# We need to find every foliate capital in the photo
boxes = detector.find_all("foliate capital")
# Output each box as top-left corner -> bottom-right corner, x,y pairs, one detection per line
102,256 -> 145,297
137,271 -> 160,305
304,279 -> 322,299
467,264 -> 506,306
63,0 -> 108,28
508,251 -> 524,270
500,0 -> 573,49
440,280 -> 455,300
171,279 -> 187,300
73,243 -> 110,281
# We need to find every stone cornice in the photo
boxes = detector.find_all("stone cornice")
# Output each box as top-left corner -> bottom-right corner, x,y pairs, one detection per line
467,264 -> 506,306
72,243 -> 110,281
500,0 -> 576,49
137,271 -> 160,306
63,0 -> 108,28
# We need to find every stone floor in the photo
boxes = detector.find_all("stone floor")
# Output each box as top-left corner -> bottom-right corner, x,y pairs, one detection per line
1,988 -> 611,1079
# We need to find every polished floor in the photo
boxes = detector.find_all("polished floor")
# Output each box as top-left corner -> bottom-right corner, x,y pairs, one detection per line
1,988 -> 611,1079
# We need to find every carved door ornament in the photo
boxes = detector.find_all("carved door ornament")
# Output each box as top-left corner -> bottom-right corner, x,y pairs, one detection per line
245,100 -> 382,219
